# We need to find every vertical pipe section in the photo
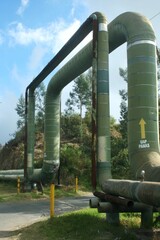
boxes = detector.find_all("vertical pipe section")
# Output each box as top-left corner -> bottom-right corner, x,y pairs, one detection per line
96,14 -> 112,185
27,89 -> 35,178
108,12 -> 160,181
127,40 -> 160,180
42,94 -> 61,183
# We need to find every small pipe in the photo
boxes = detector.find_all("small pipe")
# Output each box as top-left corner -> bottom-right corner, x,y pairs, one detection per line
90,197 -> 100,208
98,202 -> 157,213
94,191 -> 134,208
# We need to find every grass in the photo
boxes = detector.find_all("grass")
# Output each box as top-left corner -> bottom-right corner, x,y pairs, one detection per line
17,208 -> 139,240
0,180 -> 90,202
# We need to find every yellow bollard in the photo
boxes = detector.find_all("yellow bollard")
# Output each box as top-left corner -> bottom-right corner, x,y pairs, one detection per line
17,177 -> 20,194
50,184 -> 55,218
75,176 -> 78,193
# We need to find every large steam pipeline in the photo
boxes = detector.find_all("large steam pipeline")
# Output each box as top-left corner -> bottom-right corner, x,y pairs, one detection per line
0,11 -> 160,227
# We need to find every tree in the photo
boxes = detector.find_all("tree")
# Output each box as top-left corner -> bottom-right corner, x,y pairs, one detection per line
110,68 -> 130,179
15,83 -> 46,132
61,113 -> 82,142
65,72 -> 92,141
35,83 -> 46,132
65,72 -> 92,117
119,68 -> 128,147
15,94 -> 25,129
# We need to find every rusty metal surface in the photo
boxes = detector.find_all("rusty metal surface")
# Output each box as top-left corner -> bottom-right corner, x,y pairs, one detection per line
93,191 -> 134,207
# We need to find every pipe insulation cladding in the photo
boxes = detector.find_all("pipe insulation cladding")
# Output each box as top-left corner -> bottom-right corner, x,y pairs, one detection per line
108,12 -> 160,181
102,179 -> 160,207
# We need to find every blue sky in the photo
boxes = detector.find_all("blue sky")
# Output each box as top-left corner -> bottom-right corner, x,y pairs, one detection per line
0,0 -> 160,145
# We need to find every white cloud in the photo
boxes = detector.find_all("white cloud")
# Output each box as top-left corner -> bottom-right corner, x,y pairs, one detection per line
52,19 -> 81,52
17,0 -> 30,16
8,22 -> 56,46
8,19 -> 81,54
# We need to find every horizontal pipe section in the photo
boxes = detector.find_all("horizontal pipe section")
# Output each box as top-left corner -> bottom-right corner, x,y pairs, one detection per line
93,191 -> 134,207
98,202 -> 157,213
90,197 -> 100,208
102,179 -> 160,207
0,169 -> 42,181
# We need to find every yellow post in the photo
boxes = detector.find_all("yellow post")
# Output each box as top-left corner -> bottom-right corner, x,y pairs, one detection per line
50,183 -> 55,218
17,176 -> 20,194
75,176 -> 78,192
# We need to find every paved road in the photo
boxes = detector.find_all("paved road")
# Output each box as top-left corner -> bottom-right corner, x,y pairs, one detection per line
0,194 -> 93,239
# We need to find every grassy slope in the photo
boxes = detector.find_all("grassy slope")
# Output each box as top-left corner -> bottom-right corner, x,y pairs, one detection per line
18,209 -> 139,240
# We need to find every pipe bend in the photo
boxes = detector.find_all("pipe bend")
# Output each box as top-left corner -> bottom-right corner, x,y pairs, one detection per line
108,11 -> 156,53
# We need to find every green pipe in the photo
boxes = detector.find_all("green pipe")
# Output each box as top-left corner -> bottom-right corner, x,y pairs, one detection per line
108,12 -> 160,181
41,12 -> 111,184
24,13 -> 98,181
102,179 -> 160,207
96,14 -> 111,185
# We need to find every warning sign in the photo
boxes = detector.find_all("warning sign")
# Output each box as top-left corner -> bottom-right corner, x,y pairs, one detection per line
138,139 -> 150,149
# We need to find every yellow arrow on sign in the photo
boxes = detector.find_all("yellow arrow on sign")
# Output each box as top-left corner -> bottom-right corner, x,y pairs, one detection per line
139,118 -> 146,139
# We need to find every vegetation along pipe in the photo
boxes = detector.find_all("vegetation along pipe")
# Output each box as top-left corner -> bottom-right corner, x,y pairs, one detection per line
108,12 -> 160,181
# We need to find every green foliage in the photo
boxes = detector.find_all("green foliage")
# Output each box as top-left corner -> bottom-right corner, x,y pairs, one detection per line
60,143 -> 91,186
15,94 -> 25,129
65,72 -> 92,116
109,68 -> 129,179
111,148 -> 130,179
0,129 -> 25,170
61,113 -> 82,142
35,83 -> 46,132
